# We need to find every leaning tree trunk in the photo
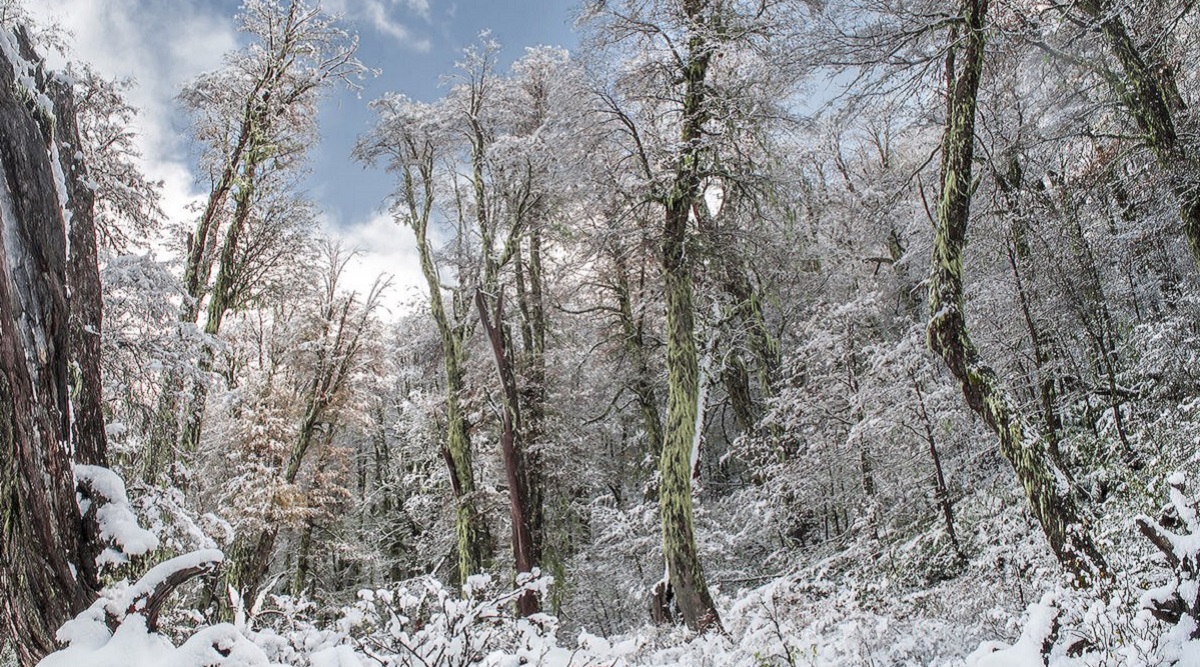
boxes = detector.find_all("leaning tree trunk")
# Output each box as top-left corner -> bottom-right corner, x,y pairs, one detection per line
477,290 -> 539,616
926,0 -> 1107,583
0,26 -> 109,664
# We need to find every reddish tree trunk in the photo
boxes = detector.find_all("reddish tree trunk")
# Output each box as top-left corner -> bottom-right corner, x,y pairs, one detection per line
0,26 -> 111,664
476,289 -> 538,616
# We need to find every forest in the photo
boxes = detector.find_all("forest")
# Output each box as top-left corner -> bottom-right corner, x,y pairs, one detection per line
1,0 -> 1199,665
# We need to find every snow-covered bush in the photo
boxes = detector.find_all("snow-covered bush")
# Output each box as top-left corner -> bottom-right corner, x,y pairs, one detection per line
39,551 -> 272,667
337,573 -> 559,666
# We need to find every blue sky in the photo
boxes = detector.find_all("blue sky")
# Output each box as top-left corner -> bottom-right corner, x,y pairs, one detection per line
311,0 -> 581,226
27,0 -> 581,307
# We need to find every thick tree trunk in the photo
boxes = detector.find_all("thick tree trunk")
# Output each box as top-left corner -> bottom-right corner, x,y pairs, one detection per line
0,26 -> 109,664
927,0 -> 1107,583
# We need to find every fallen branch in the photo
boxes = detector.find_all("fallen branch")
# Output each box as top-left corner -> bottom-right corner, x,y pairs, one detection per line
104,549 -> 225,632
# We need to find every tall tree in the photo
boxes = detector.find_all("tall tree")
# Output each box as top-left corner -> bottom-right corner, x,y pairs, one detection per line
925,0 -> 1107,582
0,26 -> 104,663
356,95 -> 494,585
0,25 -> 174,664
223,243 -> 384,607
149,0 -> 364,474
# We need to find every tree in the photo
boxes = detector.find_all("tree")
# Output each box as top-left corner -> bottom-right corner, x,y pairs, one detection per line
356,94 -> 495,586
150,0 -> 365,474
925,0 -> 1107,582
0,24 -> 175,664
0,25 -> 105,663
210,243 -> 385,607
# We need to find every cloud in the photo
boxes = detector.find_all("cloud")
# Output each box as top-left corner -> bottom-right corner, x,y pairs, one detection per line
322,212 -> 428,318
26,0 -> 238,236
324,0 -> 432,51
402,0 -> 432,20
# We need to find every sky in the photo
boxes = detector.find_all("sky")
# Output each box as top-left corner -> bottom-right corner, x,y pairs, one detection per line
25,0 -> 581,311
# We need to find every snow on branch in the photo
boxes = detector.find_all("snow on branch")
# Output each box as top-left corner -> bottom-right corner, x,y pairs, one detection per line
1135,472 -> 1200,635
103,549 -> 224,631
41,550 -> 244,667
75,464 -> 160,567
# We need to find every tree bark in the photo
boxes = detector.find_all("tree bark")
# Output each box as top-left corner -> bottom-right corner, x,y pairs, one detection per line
0,26 -> 109,664
927,0 -> 1107,583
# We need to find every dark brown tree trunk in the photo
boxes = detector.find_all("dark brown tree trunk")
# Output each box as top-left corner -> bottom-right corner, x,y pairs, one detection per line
0,27 -> 109,664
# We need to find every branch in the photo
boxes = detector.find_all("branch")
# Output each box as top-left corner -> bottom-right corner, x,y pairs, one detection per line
105,549 -> 225,632
1136,515 -> 1181,570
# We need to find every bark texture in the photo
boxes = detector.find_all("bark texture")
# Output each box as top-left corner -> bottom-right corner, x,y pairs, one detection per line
655,0 -> 721,633
0,26 -> 108,664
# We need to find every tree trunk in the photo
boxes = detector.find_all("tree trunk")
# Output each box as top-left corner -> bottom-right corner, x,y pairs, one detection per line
997,157 -> 1066,470
653,0 -> 721,634
179,157 -> 263,453
912,375 -> 966,562
0,27 -> 108,663
1078,0 -> 1200,269
926,0 -> 1107,583
513,235 -> 547,568
476,290 -> 538,616
403,148 -> 491,584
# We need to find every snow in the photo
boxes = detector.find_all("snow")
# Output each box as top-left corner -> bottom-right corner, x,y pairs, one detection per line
966,596 -> 1058,667
74,464 -> 161,565
48,138 -> 72,259
105,549 -> 224,620
40,550 -> 251,667
310,645 -> 364,667
42,616 -> 271,667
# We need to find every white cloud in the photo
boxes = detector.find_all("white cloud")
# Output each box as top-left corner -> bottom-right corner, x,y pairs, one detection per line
402,0 -> 432,20
324,0 -> 432,51
322,212 -> 428,319
27,0 -> 238,237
